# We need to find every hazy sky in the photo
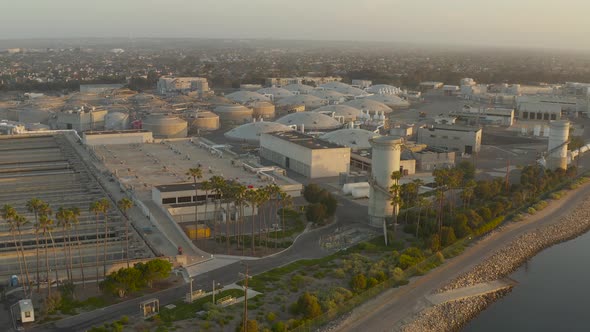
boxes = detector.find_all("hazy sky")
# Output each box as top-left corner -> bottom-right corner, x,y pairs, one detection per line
2,0 -> 590,50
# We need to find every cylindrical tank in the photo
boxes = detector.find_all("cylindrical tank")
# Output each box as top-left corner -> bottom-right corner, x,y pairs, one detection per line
214,104 -> 253,128
368,136 -> 403,227
249,101 -> 276,119
105,112 -> 129,130
190,111 -> 220,132
547,120 -> 569,170
142,115 -> 188,138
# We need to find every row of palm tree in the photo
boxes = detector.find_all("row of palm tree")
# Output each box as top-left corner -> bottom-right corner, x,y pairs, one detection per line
0,196 -> 134,298
186,170 -> 293,256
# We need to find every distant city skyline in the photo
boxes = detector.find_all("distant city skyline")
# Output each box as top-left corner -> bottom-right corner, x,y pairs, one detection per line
3,0 -> 590,50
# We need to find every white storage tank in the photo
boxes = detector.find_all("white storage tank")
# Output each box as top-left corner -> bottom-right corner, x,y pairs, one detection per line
368,136 -> 403,227
105,112 -> 129,130
547,120 -> 569,170
142,115 -> 188,138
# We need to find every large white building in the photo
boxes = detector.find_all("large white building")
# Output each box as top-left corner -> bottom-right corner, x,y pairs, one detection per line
260,131 -> 351,178
55,107 -> 108,131
157,76 -> 210,95
417,125 -> 482,154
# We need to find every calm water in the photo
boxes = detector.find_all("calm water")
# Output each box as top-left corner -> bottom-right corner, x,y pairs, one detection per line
464,229 -> 590,332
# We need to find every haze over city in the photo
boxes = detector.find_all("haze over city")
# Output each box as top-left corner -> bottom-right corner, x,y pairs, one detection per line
2,1 -> 590,331
3,0 -> 590,50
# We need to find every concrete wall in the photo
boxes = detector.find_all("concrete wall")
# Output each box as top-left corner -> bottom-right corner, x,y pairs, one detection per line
417,127 -> 481,154
83,131 -> 153,146
260,133 -> 350,178
57,110 -> 107,131
415,151 -> 456,171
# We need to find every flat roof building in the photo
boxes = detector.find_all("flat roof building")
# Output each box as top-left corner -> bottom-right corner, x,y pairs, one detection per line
260,131 -> 351,178
157,76 -> 210,96
417,125 -> 482,154
82,130 -> 153,146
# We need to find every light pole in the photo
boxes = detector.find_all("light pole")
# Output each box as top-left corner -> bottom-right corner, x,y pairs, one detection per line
239,264 -> 249,332
189,278 -> 193,303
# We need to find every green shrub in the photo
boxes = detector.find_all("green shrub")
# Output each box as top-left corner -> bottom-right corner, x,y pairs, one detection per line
350,274 -> 367,292
266,312 -> 277,322
527,207 -> 536,215
474,216 -> 505,236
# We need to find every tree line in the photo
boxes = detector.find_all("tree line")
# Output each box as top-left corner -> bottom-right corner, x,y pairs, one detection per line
1,196 -> 134,299
186,167 -> 294,256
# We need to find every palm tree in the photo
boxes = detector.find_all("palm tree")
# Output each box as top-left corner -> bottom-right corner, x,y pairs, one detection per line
279,192 -> 292,241
70,207 -> 85,287
244,189 -> 258,256
200,180 -> 212,245
232,184 -> 247,252
186,167 -> 203,241
2,205 -> 25,294
222,182 -> 235,254
26,198 -> 42,292
39,214 -> 53,296
90,201 -> 103,287
15,213 -> 32,295
257,187 -> 271,250
56,207 -> 72,281
117,198 -> 133,268
210,176 -> 226,245
99,198 -> 111,278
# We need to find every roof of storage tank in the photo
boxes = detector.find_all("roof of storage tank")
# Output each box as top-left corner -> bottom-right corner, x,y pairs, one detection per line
225,91 -> 271,103
365,94 -> 410,108
310,89 -> 347,100
275,95 -> 327,108
214,104 -> 253,114
319,82 -> 368,96
206,95 -> 233,105
247,101 -> 275,109
344,99 -> 393,113
256,87 -> 294,99
275,111 -> 342,130
224,121 -> 294,142
313,104 -> 362,118
283,83 -> 315,94
320,129 -> 381,149
365,84 -> 402,95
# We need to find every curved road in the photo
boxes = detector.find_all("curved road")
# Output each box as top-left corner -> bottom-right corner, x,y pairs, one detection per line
338,181 -> 590,332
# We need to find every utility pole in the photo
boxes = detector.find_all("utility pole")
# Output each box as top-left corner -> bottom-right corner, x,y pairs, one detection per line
189,278 -> 193,303
212,280 -> 215,304
243,265 -> 249,332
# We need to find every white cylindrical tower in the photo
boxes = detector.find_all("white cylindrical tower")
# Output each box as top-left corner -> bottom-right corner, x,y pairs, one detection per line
547,120 -> 569,170
368,136 -> 403,227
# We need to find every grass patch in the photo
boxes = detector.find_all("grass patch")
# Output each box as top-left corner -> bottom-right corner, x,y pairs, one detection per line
157,289 -> 244,323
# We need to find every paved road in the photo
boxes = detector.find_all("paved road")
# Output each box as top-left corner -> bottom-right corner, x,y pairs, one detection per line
339,181 -> 590,332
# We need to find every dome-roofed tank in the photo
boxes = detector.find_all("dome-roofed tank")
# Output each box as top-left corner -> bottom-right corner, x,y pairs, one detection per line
283,83 -> 315,94
276,112 -> 342,131
248,101 -> 276,119
313,104 -> 362,122
214,104 -> 253,127
205,95 -> 233,105
224,120 -> 294,143
256,87 -> 294,100
105,112 -> 129,130
310,90 -> 347,103
276,95 -> 327,110
186,110 -> 220,132
365,84 -> 402,95
319,82 -> 368,96
365,94 -> 410,109
225,91 -> 271,104
320,128 -> 380,150
142,114 -> 188,138
344,99 -> 393,114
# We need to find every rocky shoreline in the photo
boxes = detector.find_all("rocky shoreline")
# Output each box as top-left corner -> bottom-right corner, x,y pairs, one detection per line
401,192 -> 590,331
